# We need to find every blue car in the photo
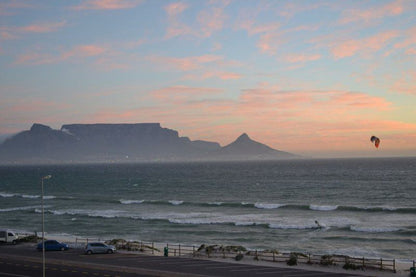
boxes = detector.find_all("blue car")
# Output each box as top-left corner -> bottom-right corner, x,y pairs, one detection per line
37,240 -> 69,251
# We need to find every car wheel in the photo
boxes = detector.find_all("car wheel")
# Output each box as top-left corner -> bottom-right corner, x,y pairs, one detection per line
60,247 -> 65,251
107,249 -> 113,254
12,240 -> 17,245
86,250 -> 92,255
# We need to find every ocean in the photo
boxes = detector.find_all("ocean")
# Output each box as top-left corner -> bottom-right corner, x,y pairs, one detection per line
0,158 -> 415,260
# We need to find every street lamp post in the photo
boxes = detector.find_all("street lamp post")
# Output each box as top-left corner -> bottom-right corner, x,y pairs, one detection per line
41,175 -> 52,277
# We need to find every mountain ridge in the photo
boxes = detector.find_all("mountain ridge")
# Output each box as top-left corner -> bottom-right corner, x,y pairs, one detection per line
0,123 -> 297,164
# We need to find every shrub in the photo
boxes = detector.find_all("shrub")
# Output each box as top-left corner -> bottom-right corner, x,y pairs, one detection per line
17,235 -> 39,243
287,253 -> 298,266
320,255 -> 335,266
343,261 -> 363,270
235,253 -> 244,261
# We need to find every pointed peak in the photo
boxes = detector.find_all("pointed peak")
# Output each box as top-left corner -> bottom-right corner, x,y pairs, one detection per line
236,133 -> 250,141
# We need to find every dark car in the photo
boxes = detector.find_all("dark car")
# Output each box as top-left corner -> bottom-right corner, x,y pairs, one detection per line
85,242 -> 116,254
37,240 -> 69,251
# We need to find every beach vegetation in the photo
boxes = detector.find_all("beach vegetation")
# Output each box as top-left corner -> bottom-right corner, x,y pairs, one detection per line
17,235 -> 39,243
197,244 -> 205,252
220,245 -> 246,252
343,261 -> 363,270
320,255 -> 335,266
235,253 -> 244,261
287,253 -> 298,266
106,238 -> 127,245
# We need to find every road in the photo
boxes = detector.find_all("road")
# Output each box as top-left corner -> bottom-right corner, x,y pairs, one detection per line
0,243 -> 363,277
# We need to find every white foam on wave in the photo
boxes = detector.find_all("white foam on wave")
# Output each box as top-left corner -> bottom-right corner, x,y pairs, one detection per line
235,222 -> 256,226
254,203 -> 285,209
0,205 -> 42,212
36,208 -> 124,219
207,202 -> 223,206
268,223 -> 319,230
120,199 -> 144,204
309,204 -> 338,211
350,225 -> 400,233
22,194 -> 40,199
0,192 -> 56,199
169,200 -> 184,205
169,218 -> 221,225
0,192 -> 16,198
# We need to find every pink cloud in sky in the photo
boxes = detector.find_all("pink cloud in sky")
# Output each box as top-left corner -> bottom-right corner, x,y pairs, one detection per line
66,83 -> 416,153
285,53 -> 321,63
18,21 -> 66,33
0,21 -> 66,40
197,7 -> 226,38
150,86 -> 223,104
61,45 -> 107,58
164,2 -> 192,39
165,2 -> 188,16
0,0 -> 34,16
14,44 -> 108,65
330,30 -> 399,59
394,26 -> 416,54
72,0 -> 143,10
339,0 -> 403,24
164,1 -> 229,39
390,72 -> 416,95
148,54 -> 223,71
184,71 -> 241,81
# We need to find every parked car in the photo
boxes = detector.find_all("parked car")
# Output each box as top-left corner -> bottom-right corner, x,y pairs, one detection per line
37,240 -> 69,251
0,230 -> 18,244
85,242 -> 116,254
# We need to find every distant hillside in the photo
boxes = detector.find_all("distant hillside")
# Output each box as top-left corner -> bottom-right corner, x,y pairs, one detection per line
0,123 -> 297,164
219,133 -> 295,160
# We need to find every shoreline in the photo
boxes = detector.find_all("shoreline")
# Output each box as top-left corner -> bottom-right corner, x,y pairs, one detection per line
26,232 -> 414,277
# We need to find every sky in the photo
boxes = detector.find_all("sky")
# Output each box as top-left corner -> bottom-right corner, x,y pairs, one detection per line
1,0 -> 415,158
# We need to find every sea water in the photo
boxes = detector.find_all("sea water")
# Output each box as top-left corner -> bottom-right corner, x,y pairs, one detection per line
0,158 -> 415,259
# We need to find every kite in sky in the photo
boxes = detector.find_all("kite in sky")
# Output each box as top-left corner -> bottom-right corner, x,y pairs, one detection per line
370,136 -> 380,148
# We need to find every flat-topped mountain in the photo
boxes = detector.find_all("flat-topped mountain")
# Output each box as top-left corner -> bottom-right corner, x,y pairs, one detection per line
0,123 -> 296,163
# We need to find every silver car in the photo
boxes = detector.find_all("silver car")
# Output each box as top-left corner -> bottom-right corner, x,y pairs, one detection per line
85,242 -> 116,254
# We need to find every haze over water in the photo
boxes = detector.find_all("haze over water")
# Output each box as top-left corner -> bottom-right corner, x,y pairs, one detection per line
1,158 -> 415,259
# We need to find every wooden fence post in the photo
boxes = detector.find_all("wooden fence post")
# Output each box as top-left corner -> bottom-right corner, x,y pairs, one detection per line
362,257 -> 365,268
193,246 -> 195,257
393,259 -> 396,273
152,242 -> 154,255
273,251 -> 275,262
380,258 -> 382,270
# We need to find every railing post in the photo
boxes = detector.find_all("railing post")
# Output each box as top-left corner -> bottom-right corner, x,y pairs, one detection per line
152,242 -> 154,255
380,258 -> 382,270
273,251 -> 275,262
193,245 -> 195,257
362,257 -> 365,268
179,244 -> 181,256
393,259 -> 396,273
